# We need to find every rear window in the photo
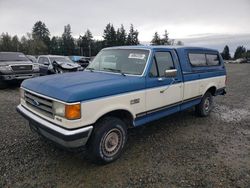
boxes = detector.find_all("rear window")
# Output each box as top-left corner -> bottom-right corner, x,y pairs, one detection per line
188,53 -> 206,66
206,54 -> 220,66
188,53 -> 220,66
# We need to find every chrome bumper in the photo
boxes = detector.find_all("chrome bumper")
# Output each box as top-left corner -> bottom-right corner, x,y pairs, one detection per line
16,104 -> 93,148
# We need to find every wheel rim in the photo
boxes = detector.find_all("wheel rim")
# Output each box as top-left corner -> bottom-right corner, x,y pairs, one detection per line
101,128 -> 123,157
204,98 -> 210,112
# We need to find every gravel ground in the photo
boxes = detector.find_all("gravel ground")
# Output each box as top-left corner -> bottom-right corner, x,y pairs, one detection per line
0,64 -> 250,188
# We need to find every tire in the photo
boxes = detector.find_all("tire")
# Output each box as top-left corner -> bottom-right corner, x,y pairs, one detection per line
195,92 -> 213,117
87,117 -> 127,164
55,67 -> 63,74
0,80 -> 7,89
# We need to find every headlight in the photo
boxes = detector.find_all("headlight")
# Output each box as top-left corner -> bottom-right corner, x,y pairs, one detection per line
53,101 -> 65,117
33,64 -> 40,71
0,65 -> 11,71
53,101 -> 81,120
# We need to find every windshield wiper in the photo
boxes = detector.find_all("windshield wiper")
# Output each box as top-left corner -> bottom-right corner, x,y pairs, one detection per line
103,68 -> 126,76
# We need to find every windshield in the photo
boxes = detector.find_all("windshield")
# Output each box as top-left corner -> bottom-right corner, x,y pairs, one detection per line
0,52 -> 29,62
87,49 -> 150,75
50,57 -> 73,63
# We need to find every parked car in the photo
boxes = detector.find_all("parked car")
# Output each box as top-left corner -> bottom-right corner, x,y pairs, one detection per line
17,46 -> 226,164
37,55 -> 83,75
0,52 -> 40,89
26,55 -> 37,63
69,56 -> 91,69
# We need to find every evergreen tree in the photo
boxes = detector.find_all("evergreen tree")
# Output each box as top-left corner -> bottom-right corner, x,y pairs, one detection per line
176,40 -> 184,46
19,33 -> 48,55
234,46 -> 246,59
62,24 -> 75,55
116,25 -> 127,46
151,32 -> 162,45
79,29 -> 94,56
11,35 -> 20,51
127,24 -> 139,45
0,33 -> 13,51
50,36 -> 63,55
32,21 -> 50,50
161,30 -> 170,45
221,45 -> 231,60
103,23 -> 117,47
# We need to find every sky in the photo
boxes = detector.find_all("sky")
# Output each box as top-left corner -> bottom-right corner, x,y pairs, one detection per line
0,0 -> 250,42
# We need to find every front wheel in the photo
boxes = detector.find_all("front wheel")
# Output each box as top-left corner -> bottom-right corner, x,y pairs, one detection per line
87,117 -> 127,164
195,92 -> 213,117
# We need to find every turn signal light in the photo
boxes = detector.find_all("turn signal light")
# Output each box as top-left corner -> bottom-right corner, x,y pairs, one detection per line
65,104 -> 81,120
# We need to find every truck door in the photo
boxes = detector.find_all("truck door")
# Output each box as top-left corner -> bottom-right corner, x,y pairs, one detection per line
145,50 -> 183,114
38,57 -> 50,75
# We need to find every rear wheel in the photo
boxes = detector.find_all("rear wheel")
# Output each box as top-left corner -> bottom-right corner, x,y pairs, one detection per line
87,117 -> 127,164
195,92 -> 213,117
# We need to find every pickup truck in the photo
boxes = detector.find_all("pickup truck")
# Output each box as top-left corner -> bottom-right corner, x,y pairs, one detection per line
17,46 -> 226,164
0,52 -> 40,89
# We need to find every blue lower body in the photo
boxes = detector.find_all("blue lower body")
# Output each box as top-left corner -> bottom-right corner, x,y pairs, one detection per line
134,97 -> 202,127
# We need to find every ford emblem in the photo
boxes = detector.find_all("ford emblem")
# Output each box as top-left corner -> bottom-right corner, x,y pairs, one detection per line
32,99 -> 40,106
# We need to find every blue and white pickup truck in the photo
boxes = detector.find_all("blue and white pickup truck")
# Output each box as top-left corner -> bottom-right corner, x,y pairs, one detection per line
17,46 -> 226,163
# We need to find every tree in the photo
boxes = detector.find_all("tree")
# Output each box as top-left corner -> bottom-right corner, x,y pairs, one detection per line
0,33 -> 13,51
78,29 -> 94,56
151,32 -> 162,45
161,30 -> 170,45
32,21 -> 50,50
126,24 -> 139,45
116,25 -> 127,46
221,45 -> 231,60
103,23 -> 117,47
50,36 -> 63,55
176,40 -> 184,46
62,24 -> 75,55
11,35 -> 20,51
234,46 -> 246,59
19,33 -> 48,55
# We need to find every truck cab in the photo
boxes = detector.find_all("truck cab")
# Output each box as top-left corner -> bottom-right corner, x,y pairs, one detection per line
17,46 -> 226,164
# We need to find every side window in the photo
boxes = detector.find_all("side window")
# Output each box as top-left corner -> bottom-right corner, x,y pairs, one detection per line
44,57 -> 50,65
38,57 -> 44,64
149,58 -> 158,77
189,53 -> 206,66
155,52 -> 175,77
206,54 -> 220,66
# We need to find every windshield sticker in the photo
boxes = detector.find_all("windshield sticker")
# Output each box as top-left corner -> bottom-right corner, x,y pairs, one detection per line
128,53 -> 146,60
18,55 -> 26,58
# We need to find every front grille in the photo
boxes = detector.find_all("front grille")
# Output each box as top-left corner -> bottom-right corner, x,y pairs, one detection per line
24,91 -> 54,118
11,65 -> 32,72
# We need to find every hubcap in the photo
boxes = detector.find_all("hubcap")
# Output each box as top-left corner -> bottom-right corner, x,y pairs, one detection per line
204,98 -> 210,112
101,128 -> 122,157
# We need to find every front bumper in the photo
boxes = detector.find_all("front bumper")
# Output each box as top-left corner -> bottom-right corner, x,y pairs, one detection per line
0,73 -> 40,81
16,104 -> 93,148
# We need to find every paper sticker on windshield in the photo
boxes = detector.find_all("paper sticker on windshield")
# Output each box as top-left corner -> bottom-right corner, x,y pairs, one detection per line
18,54 -> 26,58
128,53 -> 145,60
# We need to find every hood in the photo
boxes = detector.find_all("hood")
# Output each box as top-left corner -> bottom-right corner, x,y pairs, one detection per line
54,61 -> 80,69
0,60 -> 32,66
22,71 -> 145,102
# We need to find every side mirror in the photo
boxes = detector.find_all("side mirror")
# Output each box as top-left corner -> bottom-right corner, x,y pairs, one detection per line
164,69 -> 177,77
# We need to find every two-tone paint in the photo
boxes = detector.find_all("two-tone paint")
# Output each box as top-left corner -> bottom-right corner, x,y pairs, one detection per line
17,46 -> 226,148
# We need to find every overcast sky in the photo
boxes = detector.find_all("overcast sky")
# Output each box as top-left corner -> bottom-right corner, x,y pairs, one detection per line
0,0 -> 249,41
